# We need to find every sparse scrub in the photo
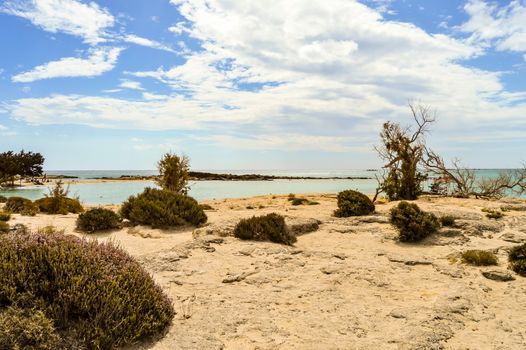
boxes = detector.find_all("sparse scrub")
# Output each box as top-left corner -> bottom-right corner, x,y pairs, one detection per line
0,307 -> 62,350
461,250 -> 498,266
334,190 -> 375,217
0,231 -> 175,349
0,221 -> 9,234
120,187 -> 207,228
37,226 -> 65,235
482,208 -> 504,219
440,215 -> 456,227
5,196 -> 38,215
390,201 -> 439,242
508,243 -> 526,276
200,203 -> 213,210
76,208 -> 122,233
233,213 -> 296,245
0,195 -> 6,203
291,197 -> 309,206
34,181 -> 83,214
0,212 -> 10,221
156,152 -> 190,194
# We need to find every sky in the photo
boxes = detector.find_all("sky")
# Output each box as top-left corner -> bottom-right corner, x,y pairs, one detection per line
0,0 -> 525,170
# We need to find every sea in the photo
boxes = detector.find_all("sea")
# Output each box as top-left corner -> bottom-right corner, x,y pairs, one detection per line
0,169 -> 523,205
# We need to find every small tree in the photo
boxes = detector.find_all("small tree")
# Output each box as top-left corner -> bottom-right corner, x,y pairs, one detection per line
375,104 -> 435,200
156,152 -> 190,194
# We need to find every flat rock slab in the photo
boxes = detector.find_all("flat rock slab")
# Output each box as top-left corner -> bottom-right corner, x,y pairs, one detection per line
481,270 -> 516,282
388,255 -> 433,266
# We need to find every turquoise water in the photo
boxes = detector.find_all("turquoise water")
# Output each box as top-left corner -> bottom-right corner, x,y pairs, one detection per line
0,169 -> 523,205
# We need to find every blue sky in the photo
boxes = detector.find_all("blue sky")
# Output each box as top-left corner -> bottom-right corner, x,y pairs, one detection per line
0,0 -> 525,170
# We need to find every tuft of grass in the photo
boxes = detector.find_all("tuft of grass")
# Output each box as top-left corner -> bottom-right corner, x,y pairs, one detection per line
233,213 -> 296,245
508,243 -> 526,276
37,226 -> 65,235
461,250 -> 498,266
0,212 -> 11,222
440,215 -> 456,227
390,201 -> 439,242
76,208 -> 122,233
0,231 -> 175,349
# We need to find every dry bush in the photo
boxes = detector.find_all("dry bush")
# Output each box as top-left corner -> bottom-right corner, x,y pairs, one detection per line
461,250 -> 498,266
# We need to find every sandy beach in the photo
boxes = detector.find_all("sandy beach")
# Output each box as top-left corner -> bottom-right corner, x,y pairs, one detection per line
3,193 -> 526,349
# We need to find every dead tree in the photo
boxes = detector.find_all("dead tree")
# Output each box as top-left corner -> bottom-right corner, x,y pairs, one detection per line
375,103 -> 435,200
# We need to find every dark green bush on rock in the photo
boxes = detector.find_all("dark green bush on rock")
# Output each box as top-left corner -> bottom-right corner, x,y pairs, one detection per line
509,243 -> 526,276
0,307 -> 62,350
390,201 -> 440,242
5,196 -> 36,215
34,197 -> 83,215
0,231 -> 174,349
120,187 -> 207,228
76,208 -> 122,233
334,190 -> 375,217
233,213 -> 296,245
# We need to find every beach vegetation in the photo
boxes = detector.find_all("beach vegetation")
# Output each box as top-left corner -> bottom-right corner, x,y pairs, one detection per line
461,250 -> 498,266
0,222 -> 9,234
200,203 -> 214,210
291,197 -> 309,205
440,215 -> 456,227
76,208 -> 122,233
37,225 -> 65,235
0,212 -> 10,221
34,181 -> 84,214
233,213 -> 296,245
482,208 -> 504,220
156,152 -> 190,195
4,196 -> 38,216
0,195 -> 6,203
508,243 -> 526,276
390,201 -> 439,242
375,104 -> 434,201
334,190 -> 375,217
120,187 -> 207,228
0,231 -> 175,349
0,150 -> 44,187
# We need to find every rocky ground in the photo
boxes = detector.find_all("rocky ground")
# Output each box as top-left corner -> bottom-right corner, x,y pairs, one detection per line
5,194 -> 526,349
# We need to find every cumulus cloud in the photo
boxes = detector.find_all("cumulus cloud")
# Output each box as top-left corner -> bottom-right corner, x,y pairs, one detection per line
0,0 -> 114,45
6,0 -> 526,153
12,47 -> 122,82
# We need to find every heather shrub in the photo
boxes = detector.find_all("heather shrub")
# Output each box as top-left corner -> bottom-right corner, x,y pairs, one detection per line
5,196 -> 38,216
334,190 -> 375,217
0,212 -> 10,221
233,213 -> 296,245
0,222 -> 9,234
0,307 -> 62,350
508,243 -> 526,276
76,208 -> 122,233
120,187 -> 207,228
461,250 -> 498,266
390,201 -> 440,242
0,231 -> 175,349
440,215 -> 456,227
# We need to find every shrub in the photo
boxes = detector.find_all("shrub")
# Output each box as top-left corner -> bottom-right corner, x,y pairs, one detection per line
440,215 -> 456,227
291,197 -> 309,206
0,195 -> 7,203
508,243 -> 526,276
5,196 -> 38,215
37,226 -> 65,235
156,152 -> 190,194
120,187 -> 207,228
0,307 -> 62,350
0,222 -> 9,234
461,250 -> 498,266
0,231 -> 175,349
76,208 -> 122,233
0,212 -> 10,222
390,201 -> 440,242
233,213 -> 296,245
483,208 -> 504,220
334,190 -> 375,217
35,197 -> 83,215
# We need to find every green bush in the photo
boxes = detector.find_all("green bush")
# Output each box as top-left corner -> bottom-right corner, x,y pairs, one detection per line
0,231 -> 175,349
76,208 -> 122,233
440,215 -> 456,227
0,222 -> 9,234
34,197 -> 84,215
0,307 -> 62,350
0,212 -> 10,222
5,196 -> 36,214
461,250 -> 498,266
334,190 -> 375,217
0,195 -> 7,203
233,213 -> 296,245
509,243 -> 526,276
120,187 -> 207,228
390,201 -> 440,242
291,197 -> 309,206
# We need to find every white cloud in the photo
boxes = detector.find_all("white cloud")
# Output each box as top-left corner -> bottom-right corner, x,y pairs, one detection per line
12,47 -> 123,83
119,79 -> 144,90
461,0 -> 526,54
0,0 -> 114,45
123,34 -> 176,53
0,124 -> 7,130
142,92 -> 169,100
